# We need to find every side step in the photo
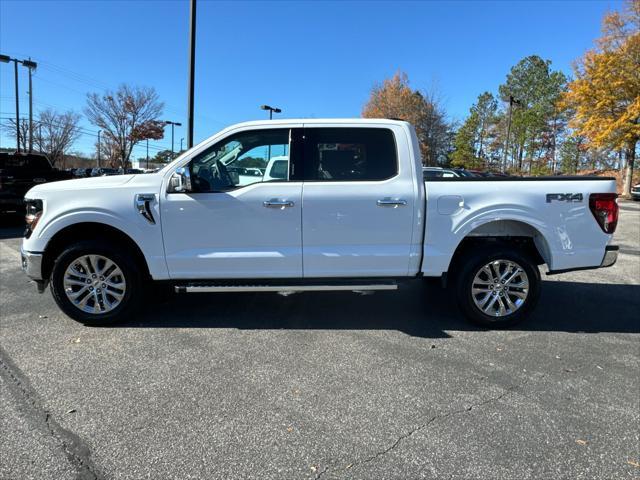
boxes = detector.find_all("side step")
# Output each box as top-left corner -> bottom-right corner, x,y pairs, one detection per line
175,281 -> 398,294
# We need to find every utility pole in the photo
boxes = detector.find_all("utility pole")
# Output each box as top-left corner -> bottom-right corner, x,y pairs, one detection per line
502,95 -> 520,172
22,59 -> 37,152
97,130 -> 101,167
180,137 -> 184,152
146,139 -> 149,169
187,0 -> 197,149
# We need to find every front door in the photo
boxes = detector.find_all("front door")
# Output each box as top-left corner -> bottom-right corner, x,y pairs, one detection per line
161,127 -> 303,279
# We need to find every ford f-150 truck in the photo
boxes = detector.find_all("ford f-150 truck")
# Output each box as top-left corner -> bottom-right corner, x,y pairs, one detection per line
20,119 -> 619,327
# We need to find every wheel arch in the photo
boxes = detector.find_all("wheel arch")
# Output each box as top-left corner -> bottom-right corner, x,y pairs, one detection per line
42,222 -> 151,282
445,219 -> 551,284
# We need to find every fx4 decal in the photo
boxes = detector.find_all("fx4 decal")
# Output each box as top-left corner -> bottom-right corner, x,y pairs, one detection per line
546,193 -> 583,203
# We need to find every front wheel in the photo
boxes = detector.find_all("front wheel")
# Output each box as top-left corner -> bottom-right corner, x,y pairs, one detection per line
50,241 -> 142,325
455,246 -> 540,328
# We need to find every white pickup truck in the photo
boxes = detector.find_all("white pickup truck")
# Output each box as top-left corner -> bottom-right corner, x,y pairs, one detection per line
21,119 -> 619,327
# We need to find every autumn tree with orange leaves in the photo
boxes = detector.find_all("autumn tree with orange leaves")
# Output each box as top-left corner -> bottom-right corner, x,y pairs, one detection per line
563,0 -> 640,195
362,72 -> 451,165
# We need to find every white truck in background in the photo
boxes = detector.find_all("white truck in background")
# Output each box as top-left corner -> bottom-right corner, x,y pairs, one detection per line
21,119 -> 619,327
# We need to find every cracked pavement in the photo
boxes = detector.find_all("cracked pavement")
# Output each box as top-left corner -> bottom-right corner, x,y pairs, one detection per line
0,201 -> 639,479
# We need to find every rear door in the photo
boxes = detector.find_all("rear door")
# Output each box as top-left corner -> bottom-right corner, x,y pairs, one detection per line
301,125 -> 417,277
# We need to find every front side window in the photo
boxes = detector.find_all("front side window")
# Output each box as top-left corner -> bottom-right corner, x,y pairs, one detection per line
304,128 -> 397,181
190,129 -> 290,192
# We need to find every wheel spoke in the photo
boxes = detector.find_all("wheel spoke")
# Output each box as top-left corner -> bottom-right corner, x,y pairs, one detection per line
483,295 -> 499,313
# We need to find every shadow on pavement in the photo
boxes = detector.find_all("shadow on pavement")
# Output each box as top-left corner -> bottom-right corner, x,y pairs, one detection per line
121,279 -> 640,338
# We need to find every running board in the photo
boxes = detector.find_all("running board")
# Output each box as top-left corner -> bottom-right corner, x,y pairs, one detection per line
175,283 -> 398,293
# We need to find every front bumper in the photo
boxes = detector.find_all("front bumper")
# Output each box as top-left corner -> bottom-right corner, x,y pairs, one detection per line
21,247 -> 44,281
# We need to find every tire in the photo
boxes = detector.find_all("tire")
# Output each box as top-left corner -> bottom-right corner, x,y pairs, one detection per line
454,244 -> 540,328
50,240 -> 143,325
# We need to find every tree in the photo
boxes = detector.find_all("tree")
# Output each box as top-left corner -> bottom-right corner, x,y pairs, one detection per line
451,92 -> 498,169
1,118 -> 30,152
151,149 -> 177,163
362,71 -> 451,165
562,0 -> 640,195
33,109 -> 82,167
85,85 -> 165,168
498,55 -> 568,174
450,112 -> 481,169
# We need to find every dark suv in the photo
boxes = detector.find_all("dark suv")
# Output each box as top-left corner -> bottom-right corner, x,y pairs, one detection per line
0,152 -> 72,215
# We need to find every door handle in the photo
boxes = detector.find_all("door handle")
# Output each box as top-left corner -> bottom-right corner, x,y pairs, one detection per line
263,199 -> 295,208
377,198 -> 407,207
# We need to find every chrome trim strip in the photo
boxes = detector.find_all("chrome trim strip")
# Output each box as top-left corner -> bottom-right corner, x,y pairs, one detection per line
177,284 -> 398,293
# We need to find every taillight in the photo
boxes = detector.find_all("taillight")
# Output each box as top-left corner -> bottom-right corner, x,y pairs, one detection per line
589,193 -> 618,234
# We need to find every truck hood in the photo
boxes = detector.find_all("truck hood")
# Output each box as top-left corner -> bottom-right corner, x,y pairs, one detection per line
26,174 -> 136,196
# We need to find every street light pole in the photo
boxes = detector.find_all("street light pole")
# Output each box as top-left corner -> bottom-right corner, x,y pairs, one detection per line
1,54 -> 38,153
502,95 -> 520,172
164,120 -> 182,158
22,59 -> 37,152
187,0 -> 197,149
97,130 -> 101,167
180,138 -> 184,152
260,105 -> 281,160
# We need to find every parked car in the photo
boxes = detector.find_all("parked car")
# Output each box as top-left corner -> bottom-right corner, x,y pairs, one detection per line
90,167 -> 120,177
126,168 -> 145,175
631,183 -> 640,201
0,152 -> 72,215
422,167 -> 460,179
21,119 -> 619,328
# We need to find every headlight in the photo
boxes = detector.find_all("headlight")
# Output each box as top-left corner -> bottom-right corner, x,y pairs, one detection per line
24,199 -> 43,238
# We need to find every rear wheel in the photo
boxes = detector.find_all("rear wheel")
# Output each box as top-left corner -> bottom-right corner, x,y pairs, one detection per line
454,245 -> 540,328
50,241 -> 142,325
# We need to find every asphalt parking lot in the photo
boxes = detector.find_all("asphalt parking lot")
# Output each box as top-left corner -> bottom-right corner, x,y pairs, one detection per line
1,202 -> 638,480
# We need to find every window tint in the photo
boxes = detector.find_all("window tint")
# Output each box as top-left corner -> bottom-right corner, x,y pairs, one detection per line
304,128 -> 397,181
190,129 -> 290,192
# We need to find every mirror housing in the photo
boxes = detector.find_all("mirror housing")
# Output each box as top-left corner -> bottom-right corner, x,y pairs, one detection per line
168,166 -> 192,193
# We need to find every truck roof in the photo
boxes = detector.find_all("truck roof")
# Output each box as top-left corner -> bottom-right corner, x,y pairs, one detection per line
226,118 -> 412,128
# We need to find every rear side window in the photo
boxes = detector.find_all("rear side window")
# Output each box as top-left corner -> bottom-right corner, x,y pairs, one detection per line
304,128 -> 397,181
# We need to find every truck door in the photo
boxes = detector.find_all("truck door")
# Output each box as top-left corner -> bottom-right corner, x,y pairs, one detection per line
160,127 -> 304,279
301,125 -> 417,277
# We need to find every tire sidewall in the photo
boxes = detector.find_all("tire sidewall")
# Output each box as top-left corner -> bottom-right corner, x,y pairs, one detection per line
456,246 -> 541,328
50,241 -> 141,325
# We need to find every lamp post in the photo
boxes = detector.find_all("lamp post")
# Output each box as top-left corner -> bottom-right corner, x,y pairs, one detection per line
187,0 -> 197,149
1,54 -> 20,152
1,54 -> 38,153
260,105 -> 281,161
164,120 -> 182,157
260,104 -> 281,120
22,59 -> 37,152
97,130 -> 101,167
180,138 -> 184,152
502,95 -> 521,172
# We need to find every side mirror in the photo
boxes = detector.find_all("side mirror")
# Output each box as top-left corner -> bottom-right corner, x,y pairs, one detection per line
168,166 -> 192,193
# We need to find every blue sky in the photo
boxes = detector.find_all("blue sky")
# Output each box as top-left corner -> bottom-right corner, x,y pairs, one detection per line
0,0 -> 622,159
